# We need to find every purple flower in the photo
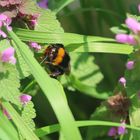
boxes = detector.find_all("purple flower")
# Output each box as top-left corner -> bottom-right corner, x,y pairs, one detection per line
20,94 -> 32,105
3,108 -> 11,119
118,121 -> 126,135
1,47 -> 16,64
118,125 -> 126,135
125,17 -> 140,34
29,42 -> 41,51
108,127 -> 117,136
108,121 -> 127,137
126,61 -> 134,70
115,34 -> 136,45
119,77 -> 126,87
38,0 -> 48,9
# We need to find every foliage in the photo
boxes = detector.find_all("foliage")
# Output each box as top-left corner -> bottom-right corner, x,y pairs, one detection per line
0,0 -> 140,140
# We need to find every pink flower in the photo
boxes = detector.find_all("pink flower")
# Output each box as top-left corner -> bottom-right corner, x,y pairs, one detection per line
20,94 -> 32,105
30,19 -> 37,26
0,14 -> 7,21
5,16 -> 12,25
0,15 -> 8,36
29,14 -> 39,27
0,30 -> 7,38
5,17 -> 12,31
119,77 -> 126,87
125,17 -> 140,34
18,13 -> 39,28
3,108 -> 11,119
0,14 -> 12,31
1,47 -> 16,64
0,0 -> 21,7
38,0 -> 48,9
31,14 -> 39,20
29,42 -> 41,51
9,56 -> 16,64
126,61 -> 134,70
138,4 -> 140,13
115,34 -> 136,45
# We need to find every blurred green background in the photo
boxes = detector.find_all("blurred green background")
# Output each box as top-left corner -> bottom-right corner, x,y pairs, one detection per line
32,0 -> 140,139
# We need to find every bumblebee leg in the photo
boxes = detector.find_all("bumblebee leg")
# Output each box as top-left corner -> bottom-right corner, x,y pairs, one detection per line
45,61 -> 52,65
49,71 -> 62,77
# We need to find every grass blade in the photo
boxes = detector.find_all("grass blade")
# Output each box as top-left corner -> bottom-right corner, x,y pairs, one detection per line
13,28 -> 133,54
66,42 -> 133,54
35,120 -> 140,137
13,28 -> 115,44
8,30 -> 82,140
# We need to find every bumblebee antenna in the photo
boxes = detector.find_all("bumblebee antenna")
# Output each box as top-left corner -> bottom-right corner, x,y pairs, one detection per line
40,56 -> 48,64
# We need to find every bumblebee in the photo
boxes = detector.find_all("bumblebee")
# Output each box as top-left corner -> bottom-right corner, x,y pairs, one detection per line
42,44 -> 70,77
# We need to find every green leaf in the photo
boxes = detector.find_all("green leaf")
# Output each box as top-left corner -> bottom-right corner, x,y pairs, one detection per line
85,105 -> 113,140
3,102 -> 39,140
64,53 -> 109,99
51,0 -> 74,13
0,63 -> 21,105
85,98 -> 125,140
0,40 -> 22,105
70,53 -> 103,86
8,30 -> 82,140
35,9 -> 64,32
120,130 -> 133,140
0,40 -> 11,73
11,40 -> 30,79
0,110 -> 19,140
110,26 -> 127,34
21,102 -> 36,130
19,0 -> 40,15
0,39 -> 30,79
0,39 -> 11,51
66,74 -> 109,99
125,51 -> 140,140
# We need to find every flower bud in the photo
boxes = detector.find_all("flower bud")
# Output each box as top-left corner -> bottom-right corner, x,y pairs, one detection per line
119,77 -> 126,87
126,61 -> 134,70
115,34 -> 136,45
125,17 -> 140,34
1,47 -> 16,64
20,94 -> 32,105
